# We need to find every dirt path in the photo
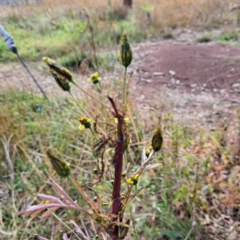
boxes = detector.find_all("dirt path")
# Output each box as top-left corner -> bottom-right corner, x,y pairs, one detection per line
1,40 -> 240,125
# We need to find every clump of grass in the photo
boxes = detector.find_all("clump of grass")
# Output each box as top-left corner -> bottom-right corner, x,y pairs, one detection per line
196,34 -> 213,43
218,31 -> 240,42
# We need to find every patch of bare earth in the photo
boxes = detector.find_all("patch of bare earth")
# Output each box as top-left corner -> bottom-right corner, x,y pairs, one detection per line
128,41 -> 240,125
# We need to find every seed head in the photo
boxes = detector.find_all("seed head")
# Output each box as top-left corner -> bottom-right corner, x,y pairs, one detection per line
151,126 -> 163,152
120,33 -> 132,68
118,219 -> 130,239
46,148 -> 70,177
42,56 -> 73,91
145,145 -> 153,158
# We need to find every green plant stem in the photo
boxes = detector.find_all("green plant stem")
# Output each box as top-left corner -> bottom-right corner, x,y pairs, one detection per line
72,81 -> 109,109
68,175 -> 80,195
96,83 -> 102,93
68,90 -> 92,120
122,66 -> 127,115
90,127 -> 97,139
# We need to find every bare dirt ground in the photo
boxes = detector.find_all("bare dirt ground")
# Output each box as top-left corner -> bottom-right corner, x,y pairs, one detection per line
128,40 -> 240,125
1,38 -> 240,125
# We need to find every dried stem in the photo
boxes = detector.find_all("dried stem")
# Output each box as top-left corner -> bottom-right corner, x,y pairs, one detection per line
84,9 -> 98,72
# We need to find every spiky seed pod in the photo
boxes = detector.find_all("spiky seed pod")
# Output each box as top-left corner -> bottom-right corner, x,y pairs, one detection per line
118,219 -> 130,239
51,70 -> 71,91
46,148 -> 70,177
151,126 -> 163,152
120,33 -> 132,68
42,57 -> 73,91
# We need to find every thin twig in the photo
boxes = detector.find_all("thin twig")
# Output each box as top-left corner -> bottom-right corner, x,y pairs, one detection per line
84,9 -> 98,72
1,134 -> 14,182
184,221 -> 196,240
16,52 -> 50,102
51,212 -> 83,240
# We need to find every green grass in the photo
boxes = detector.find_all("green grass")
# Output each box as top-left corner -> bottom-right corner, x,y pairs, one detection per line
0,9 -> 154,65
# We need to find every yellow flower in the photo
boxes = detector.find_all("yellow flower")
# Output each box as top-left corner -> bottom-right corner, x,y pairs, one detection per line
40,200 -> 50,204
127,174 -> 140,185
114,117 -> 130,124
73,101 -> 84,107
145,145 -> 153,158
79,117 -> 91,130
87,72 -> 101,84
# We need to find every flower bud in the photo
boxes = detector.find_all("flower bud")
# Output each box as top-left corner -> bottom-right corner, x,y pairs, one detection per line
46,148 -> 70,177
120,33 -> 132,68
151,126 -> 163,152
118,219 -> 130,239
42,57 -> 72,91
145,145 -> 153,158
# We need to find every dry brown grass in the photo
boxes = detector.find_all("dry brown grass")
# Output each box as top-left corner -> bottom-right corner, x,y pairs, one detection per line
0,0 -> 236,29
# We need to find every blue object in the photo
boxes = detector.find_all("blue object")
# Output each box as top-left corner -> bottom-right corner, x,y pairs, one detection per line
0,24 -> 17,53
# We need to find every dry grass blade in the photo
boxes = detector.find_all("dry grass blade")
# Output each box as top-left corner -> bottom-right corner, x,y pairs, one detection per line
68,220 -> 88,239
50,178 -> 79,208
0,134 -> 14,182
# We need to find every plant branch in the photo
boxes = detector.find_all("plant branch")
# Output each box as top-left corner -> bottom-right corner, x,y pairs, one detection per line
108,96 -> 124,237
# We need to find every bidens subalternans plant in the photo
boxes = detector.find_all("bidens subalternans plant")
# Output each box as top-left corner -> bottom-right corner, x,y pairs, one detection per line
21,33 -> 163,240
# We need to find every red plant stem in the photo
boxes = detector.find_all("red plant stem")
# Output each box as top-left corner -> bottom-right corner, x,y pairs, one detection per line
108,97 -> 124,236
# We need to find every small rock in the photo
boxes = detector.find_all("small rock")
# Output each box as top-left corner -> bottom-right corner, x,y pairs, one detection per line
213,88 -> 218,93
153,72 -> 164,76
190,84 -> 197,88
169,70 -> 176,76
203,83 -> 207,87
140,78 -> 152,83
220,89 -> 226,94
137,94 -> 145,101
170,78 -> 175,84
176,80 -> 180,84
127,68 -> 133,74
232,83 -> 240,88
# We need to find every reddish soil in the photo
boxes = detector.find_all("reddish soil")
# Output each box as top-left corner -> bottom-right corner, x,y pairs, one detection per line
122,41 -> 240,124
130,42 -> 240,101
